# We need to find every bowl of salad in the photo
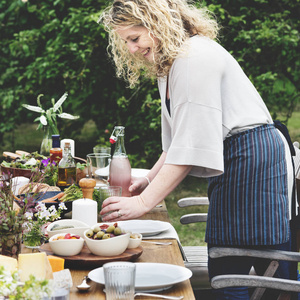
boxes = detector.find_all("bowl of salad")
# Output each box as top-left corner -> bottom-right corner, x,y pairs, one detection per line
1,152 -> 45,179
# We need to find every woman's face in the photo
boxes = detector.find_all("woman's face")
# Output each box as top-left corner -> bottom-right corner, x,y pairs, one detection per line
116,26 -> 158,63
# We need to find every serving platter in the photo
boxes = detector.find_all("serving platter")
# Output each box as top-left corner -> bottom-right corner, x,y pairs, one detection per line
40,244 -> 143,269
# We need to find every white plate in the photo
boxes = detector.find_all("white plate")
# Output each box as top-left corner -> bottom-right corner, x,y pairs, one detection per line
95,168 -> 149,178
88,263 -> 192,292
118,220 -> 172,237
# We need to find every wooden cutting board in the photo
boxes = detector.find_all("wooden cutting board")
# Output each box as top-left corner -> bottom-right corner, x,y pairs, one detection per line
40,244 -> 143,269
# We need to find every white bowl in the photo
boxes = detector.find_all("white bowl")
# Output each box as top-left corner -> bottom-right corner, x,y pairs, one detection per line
83,225 -> 130,256
49,233 -> 84,256
128,233 -> 142,249
47,219 -> 89,238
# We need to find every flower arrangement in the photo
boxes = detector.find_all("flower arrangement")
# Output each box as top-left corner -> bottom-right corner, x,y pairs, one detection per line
0,179 -> 35,257
0,266 -> 53,300
22,92 -> 79,134
23,202 -> 67,248
22,92 -> 79,155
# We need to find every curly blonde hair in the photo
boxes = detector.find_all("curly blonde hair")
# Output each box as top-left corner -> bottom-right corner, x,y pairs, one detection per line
99,0 -> 219,87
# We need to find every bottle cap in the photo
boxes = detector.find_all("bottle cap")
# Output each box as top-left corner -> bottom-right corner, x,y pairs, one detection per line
52,135 -> 60,148
109,135 -> 117,144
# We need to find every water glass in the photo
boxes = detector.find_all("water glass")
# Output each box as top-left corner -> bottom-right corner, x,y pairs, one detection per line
93,146 -> 111,155
103,262 -> 136,300
99,185 -> 122,202
86,153 -> 111,183
98,186 -> 122,219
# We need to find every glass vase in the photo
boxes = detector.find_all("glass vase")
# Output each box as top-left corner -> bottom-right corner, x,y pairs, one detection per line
0,232 -> 22,258
40,125 -> 59,156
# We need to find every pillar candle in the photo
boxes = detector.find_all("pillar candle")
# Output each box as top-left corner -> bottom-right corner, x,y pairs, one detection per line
72,198 -> 97,227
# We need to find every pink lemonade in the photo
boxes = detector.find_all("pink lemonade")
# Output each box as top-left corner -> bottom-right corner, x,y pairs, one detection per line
109,156 -> 131,196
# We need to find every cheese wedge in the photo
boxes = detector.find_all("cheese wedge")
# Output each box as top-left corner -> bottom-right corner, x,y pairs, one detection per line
47,255 -> 65,273
0,254 -> 18,273
18,252 -> 53,282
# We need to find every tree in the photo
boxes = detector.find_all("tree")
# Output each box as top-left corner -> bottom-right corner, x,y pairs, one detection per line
0,0 -> 299,165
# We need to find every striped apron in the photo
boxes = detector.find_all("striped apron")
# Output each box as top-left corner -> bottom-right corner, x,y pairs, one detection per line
205,124 -> 289,246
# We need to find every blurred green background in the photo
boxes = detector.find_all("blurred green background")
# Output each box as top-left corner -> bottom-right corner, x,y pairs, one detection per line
1,0 -> 299,245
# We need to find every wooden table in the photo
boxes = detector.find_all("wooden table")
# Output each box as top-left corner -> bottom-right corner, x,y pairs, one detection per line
68,202 -> 195,299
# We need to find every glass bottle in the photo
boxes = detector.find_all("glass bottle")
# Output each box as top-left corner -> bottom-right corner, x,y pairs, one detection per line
109,126 -> 131,197
50,134 -> 63,165
57,142 -> 76,189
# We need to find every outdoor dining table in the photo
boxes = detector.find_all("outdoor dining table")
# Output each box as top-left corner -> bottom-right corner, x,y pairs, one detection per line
20,201 -> 195,299
66,201 -> 195,299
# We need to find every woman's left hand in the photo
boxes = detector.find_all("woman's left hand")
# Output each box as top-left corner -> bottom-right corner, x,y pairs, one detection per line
100,195 -> 150,221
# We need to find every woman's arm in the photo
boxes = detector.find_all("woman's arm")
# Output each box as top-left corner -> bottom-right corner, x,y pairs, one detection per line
129,151 -> 167,194
100,162 -> 192,221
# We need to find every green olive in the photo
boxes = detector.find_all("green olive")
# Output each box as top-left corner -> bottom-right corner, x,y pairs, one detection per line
102,233 -> 110,239
93,226 -> 101,233
96,231 -> 105,239
114,227 -> 122,236
106,225 -> 115,233
86,229 -> 94,238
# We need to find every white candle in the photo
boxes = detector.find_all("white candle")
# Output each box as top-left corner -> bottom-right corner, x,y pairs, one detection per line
72,198 -> 97,227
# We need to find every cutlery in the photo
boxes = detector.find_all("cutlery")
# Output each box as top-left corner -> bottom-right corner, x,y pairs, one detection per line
76,276 -> 90,291
134,292 -> 183,299
142,241 -> 172,245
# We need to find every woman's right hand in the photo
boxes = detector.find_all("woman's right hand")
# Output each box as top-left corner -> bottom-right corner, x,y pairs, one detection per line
128,177 -> 149,196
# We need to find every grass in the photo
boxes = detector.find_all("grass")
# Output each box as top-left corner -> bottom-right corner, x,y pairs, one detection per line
1,109 -> 300,247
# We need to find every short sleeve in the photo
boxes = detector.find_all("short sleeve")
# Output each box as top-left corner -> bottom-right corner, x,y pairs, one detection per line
165,38 -> 225,177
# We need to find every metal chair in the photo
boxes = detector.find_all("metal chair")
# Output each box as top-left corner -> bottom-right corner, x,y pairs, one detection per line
177,196 -> 210,290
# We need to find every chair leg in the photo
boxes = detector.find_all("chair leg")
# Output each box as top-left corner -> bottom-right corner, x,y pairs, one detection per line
250,260 -> 279,300
277,292 -> 291,300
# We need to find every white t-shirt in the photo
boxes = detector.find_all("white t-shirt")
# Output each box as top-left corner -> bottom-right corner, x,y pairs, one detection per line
158,36 -> 273,178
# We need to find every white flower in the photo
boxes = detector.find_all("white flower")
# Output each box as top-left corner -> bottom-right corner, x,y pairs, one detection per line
53,92 -> 68,112
40,115 -> 48,126
24,158 -> 37,166
22,104 -> 44,113
25,212 -> 33,220
48,205 -> 56,212
57,112 -> 80,120
59,202 -> 67,210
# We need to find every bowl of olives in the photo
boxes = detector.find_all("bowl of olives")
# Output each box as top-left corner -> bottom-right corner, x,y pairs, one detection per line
83,222 -> 130,256
128,233 -> 142,249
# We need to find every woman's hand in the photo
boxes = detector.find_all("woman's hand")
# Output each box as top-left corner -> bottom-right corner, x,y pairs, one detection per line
100,195 -> 150,221
128,177 -> 149,195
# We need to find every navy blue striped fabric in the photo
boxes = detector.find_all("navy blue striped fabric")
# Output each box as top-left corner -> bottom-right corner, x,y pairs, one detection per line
206,124 -> 289,246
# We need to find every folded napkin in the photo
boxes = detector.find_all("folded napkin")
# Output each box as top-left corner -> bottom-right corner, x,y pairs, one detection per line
142,222 -> 179,241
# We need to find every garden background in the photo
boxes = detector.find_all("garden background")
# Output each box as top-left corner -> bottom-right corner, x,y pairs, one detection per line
1,0 -> 299,246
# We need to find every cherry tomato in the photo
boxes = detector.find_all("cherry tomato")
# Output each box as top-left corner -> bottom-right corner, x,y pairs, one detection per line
64,233 -> 72,239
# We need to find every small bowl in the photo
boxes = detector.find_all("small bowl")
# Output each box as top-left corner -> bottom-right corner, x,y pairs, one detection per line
83,226 -> 130,256
47,219 -> 89,238
128,233 -> 142,249
49,233 -> 84,256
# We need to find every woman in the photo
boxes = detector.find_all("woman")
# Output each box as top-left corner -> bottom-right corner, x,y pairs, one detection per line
99,0 -> 294,298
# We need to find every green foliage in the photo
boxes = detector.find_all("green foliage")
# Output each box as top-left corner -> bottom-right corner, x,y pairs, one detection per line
0,0 -> 299,166
205,0 -> 300,123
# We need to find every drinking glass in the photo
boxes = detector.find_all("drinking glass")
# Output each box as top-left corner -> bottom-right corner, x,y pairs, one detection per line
93,146 -> 111,156
98,186 -> 122,220
103,262 -> 136,300
86,153 -> 111,184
